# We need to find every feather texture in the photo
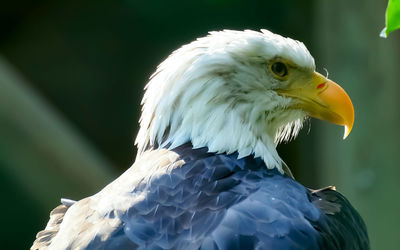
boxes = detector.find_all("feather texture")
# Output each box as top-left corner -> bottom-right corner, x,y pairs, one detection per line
136,30 -> 314,172
32,144 -> 369,249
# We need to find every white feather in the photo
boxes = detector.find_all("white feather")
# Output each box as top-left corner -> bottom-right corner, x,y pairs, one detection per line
135,29 -> 315,173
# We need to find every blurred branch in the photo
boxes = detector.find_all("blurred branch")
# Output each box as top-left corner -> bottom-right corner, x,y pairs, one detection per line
0,55 -> 116,209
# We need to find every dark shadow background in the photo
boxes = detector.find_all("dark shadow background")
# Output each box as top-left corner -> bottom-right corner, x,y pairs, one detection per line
1,0 -> 398,249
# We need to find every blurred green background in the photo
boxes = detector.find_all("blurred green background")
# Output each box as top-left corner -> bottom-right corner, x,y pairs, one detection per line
1,0 -> 399,249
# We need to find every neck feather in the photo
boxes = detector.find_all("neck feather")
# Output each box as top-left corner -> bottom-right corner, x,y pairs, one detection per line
135,72 -> 305,173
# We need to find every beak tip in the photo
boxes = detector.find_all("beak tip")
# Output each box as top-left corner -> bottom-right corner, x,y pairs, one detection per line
343,125 -> 352,140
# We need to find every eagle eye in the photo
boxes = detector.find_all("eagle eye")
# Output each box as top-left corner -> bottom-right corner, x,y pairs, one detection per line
271,62 -> 288,78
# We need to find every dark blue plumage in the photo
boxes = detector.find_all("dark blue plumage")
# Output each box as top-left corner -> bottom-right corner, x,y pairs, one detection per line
32,143 -> 369,249
112,143 -> 369,249
126,143 -> 367,250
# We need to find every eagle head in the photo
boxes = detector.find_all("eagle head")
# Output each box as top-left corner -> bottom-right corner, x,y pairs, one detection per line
135,29 -> 354,173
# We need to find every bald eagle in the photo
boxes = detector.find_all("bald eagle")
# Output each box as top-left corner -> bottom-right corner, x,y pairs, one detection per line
32,30 -> 369,250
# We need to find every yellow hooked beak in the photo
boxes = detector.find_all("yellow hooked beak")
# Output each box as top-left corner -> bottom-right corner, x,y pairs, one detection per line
278,72 -> 354,139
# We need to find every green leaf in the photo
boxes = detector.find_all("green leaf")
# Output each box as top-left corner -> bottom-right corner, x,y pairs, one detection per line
380,0 -> 400,38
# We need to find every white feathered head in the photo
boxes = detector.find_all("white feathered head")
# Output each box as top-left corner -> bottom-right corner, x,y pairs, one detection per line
136,29 -> 354,173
